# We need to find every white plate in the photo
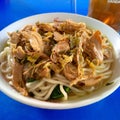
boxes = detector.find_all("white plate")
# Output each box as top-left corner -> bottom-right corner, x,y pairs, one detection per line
0,13 -> 120,109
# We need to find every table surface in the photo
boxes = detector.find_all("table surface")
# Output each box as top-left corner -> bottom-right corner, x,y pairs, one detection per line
0,0 -> 120,120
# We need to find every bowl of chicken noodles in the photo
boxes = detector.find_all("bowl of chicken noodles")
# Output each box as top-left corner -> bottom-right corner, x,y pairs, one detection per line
0,13 -> 120,109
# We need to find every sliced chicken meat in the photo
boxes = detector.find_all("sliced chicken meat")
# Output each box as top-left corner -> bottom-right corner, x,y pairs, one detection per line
53,31 -> 68,42
9,32 -> 21,44
37,23 -> 54,32
50,52 -> 61,63
29,31 -> 44,53
83,31 -> 103,64
63,63 -> 78,81
52,40 -> 70,53
54,20 -> 86,34
80,75 -> 102,86
12,61 -> 28,96
12,46 -> 25,59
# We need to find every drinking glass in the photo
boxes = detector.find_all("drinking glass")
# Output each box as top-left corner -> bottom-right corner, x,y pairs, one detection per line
88,0 -> 120,32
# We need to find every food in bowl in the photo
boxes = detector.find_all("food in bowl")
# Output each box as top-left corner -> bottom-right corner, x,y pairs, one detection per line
0,19 -> 114,102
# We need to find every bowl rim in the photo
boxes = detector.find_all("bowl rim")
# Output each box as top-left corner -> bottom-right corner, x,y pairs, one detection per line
0,12 -> 120,109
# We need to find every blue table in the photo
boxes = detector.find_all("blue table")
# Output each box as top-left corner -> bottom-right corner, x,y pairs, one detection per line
0,0 -> 120,120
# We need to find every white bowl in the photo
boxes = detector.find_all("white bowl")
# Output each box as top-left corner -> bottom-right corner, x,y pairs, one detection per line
0,13 -> 120,109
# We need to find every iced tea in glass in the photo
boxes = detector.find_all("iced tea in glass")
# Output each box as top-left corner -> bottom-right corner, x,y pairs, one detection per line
88,0 -> 120,32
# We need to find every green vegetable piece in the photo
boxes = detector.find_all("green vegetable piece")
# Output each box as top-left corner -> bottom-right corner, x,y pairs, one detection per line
27,78 -> 36,83
64,86 -> 70,93
50,85 -> 70,99
50,85 -> 63,99
106,82 -> 114,86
